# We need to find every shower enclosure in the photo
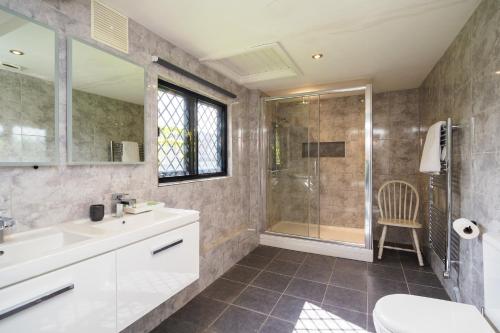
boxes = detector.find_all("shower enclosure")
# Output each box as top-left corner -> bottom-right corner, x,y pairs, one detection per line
261,85 -> 373,259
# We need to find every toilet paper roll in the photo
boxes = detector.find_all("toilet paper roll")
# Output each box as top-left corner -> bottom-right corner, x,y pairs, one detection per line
452,218 -> 480,240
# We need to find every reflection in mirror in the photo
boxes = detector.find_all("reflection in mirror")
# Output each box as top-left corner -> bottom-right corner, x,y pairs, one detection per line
69,39 -> 145,164
0,8 -> 56,164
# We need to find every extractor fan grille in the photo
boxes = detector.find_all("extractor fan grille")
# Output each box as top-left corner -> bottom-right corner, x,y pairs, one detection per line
201,43 -> 301,84
91,0 -> 129,53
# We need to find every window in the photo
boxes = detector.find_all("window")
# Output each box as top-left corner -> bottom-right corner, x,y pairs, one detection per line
157,80 -> 228,183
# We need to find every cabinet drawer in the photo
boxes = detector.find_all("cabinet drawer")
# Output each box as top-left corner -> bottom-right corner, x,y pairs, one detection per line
0,252 -> 116,333
116,222 -> 199,331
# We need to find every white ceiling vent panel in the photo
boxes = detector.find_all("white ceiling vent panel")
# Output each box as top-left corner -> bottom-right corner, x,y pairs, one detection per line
201,43 -> 301,84
91,0 -> 129,53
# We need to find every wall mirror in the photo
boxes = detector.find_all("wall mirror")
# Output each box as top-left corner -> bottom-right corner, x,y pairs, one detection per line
0,8 -> 57,165
68,38 -> 145,164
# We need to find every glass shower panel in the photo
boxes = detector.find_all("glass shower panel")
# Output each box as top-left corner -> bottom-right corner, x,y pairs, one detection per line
265,96 -> 320,238
318,92 -> 366,244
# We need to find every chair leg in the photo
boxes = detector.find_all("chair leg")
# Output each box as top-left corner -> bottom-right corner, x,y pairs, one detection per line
411,229 -> 424,266
378,226 -> 387,260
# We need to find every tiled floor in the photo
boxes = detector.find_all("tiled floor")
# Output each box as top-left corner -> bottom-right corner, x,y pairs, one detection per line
152,246 -> 449,333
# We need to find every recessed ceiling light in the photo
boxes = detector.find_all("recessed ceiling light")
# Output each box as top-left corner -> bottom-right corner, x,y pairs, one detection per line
496,70 -> 500,75
9,49 -> 24,55
312,53 -> 323,60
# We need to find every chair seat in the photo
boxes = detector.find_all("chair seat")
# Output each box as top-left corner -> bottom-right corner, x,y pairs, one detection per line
378,218 -> 422,229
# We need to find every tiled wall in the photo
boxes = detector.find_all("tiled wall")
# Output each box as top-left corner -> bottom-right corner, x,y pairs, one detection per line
72,89 -> 144,162
372,89 -> 421,244
419,0 -> 500,308
0,1 -> 260,332
319,95 -> 365,228
0,70 -> 56,163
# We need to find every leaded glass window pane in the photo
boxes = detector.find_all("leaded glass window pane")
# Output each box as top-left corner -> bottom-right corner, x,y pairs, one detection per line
197,101 -> 222,174
157,89 -> 190,177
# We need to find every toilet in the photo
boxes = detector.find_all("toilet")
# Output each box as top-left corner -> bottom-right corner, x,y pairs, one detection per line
373,232 -> 500,333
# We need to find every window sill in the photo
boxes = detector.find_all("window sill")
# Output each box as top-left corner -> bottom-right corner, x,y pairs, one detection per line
158,175 -> 231,187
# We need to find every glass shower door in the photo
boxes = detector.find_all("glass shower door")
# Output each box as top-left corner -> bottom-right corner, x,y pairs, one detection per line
265,95 -> 320,238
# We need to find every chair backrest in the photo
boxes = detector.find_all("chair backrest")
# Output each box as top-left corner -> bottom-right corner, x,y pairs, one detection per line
378,180 -> 419,222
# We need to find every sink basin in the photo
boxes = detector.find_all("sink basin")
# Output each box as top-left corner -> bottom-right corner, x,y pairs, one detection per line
91,209 -> 179,232
0,227 -> 89,267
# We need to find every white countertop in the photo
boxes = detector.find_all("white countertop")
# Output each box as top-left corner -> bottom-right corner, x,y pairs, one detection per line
0,207 -> 199,289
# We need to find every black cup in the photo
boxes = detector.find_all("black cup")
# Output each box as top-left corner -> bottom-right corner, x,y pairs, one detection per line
90,204 -> 105,222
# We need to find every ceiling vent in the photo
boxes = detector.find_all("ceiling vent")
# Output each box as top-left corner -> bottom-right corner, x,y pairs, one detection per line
201,43 -> 301,84
91,0 -> 129,53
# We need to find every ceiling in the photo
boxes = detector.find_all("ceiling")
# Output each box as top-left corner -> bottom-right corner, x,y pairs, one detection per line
71,40 -> 144,105
102,0 -> 479,94
0,11 -> 55,81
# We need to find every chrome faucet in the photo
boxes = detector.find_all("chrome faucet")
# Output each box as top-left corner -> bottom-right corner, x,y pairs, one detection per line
0,216 -> 16,243
112,193 -> 136,217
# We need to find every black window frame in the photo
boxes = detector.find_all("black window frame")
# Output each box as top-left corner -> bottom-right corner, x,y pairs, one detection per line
158,79 -> 228,183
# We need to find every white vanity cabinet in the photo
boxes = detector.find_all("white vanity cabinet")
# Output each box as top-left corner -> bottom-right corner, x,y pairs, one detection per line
0,209 -> 199,333
116,222 -> 199,331
0,252 -> 116,333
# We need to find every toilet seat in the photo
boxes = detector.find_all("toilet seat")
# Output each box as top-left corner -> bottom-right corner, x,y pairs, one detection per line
373,294 -> 494,333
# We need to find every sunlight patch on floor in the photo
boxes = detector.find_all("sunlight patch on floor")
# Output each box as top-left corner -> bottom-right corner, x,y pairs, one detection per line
293,302 -> 367,332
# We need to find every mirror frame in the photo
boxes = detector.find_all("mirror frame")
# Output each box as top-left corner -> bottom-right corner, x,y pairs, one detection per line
0,5 -> 59,167
66,37 -> 146,165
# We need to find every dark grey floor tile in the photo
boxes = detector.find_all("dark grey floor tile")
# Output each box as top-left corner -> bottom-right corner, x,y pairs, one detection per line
260,318 -> 295,333
271,295 -> 321,322
330,269 -> 368,291
369,293 -> 390,313
303,253 -> 336,268
400,252 -> 433,272
200,278 -> 247,302
210,306 -> 266,333
408,283 -> 450,300
265,259 -> 300,276
368,315 -> 376,332
404,270 -> 443,287
334,258 -> 367,273
276,249 -> 307,263
238,254 -> 273,269
233,286 -> 281,314
222,265 -> 260,284
284,278 -> 327,302
367,275 -> 409,296
323,285 -> 367,313
322,304 -> 368,330
251,271 -> 292,292
367,264 -> 405,282
372,250 -> 401,267
250,245 -> 281,258
152,317 -> 204,333
171,296 -> 227,329
295,263 -> 333,284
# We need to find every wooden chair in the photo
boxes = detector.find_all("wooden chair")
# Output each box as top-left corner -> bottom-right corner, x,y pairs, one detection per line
377,180 -> 423,266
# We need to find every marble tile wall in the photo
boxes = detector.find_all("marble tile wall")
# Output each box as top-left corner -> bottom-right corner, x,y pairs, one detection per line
72,89 -> 144,162
419,0 -> 500,309
372,89 -> 421,244
0,70 -> 56,163
0,1 -> 261,332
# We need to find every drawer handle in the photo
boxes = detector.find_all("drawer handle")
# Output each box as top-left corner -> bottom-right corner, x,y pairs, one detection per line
151,239 -> 183,255
0,283 -> 74,321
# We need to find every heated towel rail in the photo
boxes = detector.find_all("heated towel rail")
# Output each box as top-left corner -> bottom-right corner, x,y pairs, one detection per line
428,118 -> 460,279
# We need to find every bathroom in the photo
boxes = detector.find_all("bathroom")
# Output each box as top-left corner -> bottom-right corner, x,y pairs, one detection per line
0,0 -> 498,332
